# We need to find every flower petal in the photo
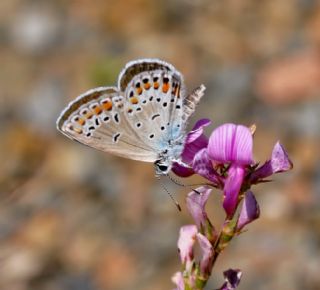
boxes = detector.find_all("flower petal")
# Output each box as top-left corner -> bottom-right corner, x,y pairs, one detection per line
186,118 -> 211,144
181,119 -> 211,164
193,149 -> 221,185
208,124 -> 253,166
177,225 -> 197,270
186,187 -> 211,229
171,163 -> 194,177
223,165 -> 245,217
219,269 -> 242,290
271,142 -> 293,172
196,233 -> 214,277
172,272 -> 185,290
172,119 -> 211,177
236,191 -> 260,231
250,142 -> 293,182
182,134 -> 209,164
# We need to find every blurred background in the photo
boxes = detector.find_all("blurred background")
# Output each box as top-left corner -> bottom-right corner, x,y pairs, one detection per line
0,0 -> 319,289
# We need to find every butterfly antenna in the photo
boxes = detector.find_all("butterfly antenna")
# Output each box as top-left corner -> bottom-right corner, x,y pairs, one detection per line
167,173 -> 188,187
167,173 -> 217,189
157,177 -> 181,211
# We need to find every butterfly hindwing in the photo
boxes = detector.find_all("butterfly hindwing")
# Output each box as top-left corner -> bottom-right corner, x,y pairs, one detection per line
57,86 -> 157,162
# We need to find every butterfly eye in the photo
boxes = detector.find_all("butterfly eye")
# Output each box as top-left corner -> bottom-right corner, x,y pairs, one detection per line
154,160 -> 169,174
158,164 -> 168,172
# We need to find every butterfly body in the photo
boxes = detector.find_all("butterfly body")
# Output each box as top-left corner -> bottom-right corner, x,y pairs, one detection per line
57,59 -> 205,176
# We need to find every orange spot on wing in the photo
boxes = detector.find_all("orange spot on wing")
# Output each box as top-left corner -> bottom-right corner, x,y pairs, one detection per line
78,118 -> 85,126
162,83 -> 169,93
85,111 -> 93,119
130,97 -> 139,104
94,106 -> 102,115
144,83 -> 151,90
136,87 -> 143,95
102,101 -> 113,111
154,82 -> 159,89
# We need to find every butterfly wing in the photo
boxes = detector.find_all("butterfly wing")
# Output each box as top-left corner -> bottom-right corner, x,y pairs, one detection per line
182,84 -> 206,122
117,59 -> 186,152
56,86 -> 158,162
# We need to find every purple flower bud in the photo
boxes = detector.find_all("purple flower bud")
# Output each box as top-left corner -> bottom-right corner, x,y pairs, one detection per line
219,269 -> 242,290
236,191 -> 260,231
207,124 -> 254,166
250,142 -> 293,183
172,272 -> 185,290
172,119 -> 211,177
196,233 -> 214,276
177,225 -> 197,271
186,187 -> 211,229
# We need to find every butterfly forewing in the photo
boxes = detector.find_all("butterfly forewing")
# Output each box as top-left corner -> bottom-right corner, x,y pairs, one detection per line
119,59 -> 186,150
57,87 -> 157,162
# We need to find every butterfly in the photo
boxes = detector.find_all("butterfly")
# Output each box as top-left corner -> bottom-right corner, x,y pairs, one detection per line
56,59 -> 205,176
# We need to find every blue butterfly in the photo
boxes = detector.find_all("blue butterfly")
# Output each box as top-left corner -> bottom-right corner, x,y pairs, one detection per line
57,59 -> 205,176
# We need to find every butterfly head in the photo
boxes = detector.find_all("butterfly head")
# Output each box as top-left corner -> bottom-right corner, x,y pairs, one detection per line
154,158 -> 171,176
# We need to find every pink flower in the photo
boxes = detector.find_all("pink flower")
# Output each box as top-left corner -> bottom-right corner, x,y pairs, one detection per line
207,124 -> 254,216
186,187 -> 211,230
177,225 -> 197,272
196,233 -> 214,277
186,187 -> 217,241
175,122 -> 293,218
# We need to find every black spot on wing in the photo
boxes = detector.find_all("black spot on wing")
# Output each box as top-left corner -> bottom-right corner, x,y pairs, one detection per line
151,114 -> 160,120
113,133 -> 121,143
